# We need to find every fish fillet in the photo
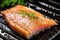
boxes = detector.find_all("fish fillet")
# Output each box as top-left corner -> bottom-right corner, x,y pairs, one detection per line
1,5 -> 57,39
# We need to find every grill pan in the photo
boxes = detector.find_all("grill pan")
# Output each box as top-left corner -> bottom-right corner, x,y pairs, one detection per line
0,0 -> 60,40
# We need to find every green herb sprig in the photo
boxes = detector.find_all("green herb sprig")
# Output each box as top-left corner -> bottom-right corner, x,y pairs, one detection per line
0,0 -> 27,8
18,11 -> 38,20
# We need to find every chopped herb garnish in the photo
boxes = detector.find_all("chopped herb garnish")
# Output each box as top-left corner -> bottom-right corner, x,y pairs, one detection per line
20,11 -> 27,15
18,11 -> 38,20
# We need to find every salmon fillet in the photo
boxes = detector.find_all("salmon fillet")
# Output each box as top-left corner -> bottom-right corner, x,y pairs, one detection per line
1,5 -> 57,39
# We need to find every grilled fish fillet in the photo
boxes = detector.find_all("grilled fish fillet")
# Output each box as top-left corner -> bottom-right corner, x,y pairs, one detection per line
1,5 -> 57,39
